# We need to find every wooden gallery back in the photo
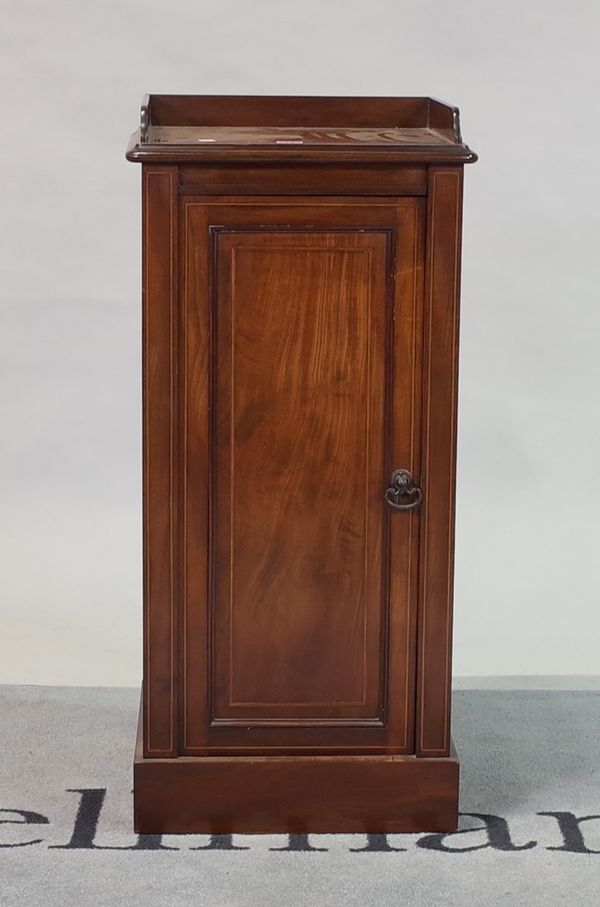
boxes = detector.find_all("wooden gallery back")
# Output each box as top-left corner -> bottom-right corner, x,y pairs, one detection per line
126,95 -> 477,834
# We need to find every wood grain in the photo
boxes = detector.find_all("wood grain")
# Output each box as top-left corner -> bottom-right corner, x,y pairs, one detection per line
181,199 -> 423,755
212,229 -> 387,721
131,94 -> 475,832
127,97 -> 477,165
146,95 -> 442,129
134,701 -> 459,833
178,163 -> 427,197
142,166 -> 178,757
416,167 -> 463,756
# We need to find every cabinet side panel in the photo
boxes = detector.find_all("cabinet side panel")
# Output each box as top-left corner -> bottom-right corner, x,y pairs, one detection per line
417,167 -> 463,756
142,166 -> 178,756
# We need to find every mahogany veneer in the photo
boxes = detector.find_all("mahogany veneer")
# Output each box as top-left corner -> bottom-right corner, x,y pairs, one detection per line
126,95 -> 477,833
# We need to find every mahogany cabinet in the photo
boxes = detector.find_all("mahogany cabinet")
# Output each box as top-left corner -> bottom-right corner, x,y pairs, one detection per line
126,95 -> 477,833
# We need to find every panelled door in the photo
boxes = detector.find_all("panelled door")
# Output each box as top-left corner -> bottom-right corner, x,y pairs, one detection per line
180,197 -> 424,756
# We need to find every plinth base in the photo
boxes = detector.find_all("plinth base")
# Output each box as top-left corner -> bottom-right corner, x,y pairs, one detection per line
134,709 -> 459,834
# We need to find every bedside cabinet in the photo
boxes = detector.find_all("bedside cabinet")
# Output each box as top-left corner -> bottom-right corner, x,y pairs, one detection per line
126,94 -> 477,833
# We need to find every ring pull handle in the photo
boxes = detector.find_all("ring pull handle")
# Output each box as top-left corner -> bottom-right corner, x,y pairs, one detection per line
384,468 -> 423,512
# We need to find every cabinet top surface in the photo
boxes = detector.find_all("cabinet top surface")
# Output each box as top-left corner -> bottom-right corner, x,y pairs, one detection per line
126,95 -> 477,164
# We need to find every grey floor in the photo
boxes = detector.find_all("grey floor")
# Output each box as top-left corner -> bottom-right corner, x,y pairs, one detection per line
1,685 -> 599,906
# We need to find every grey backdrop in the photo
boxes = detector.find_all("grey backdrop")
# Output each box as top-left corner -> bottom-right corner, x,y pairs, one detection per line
1,0 -> 599,685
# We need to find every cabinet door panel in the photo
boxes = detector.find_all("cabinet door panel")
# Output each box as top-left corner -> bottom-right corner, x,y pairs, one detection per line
182,199 -> 423,754
213,228 -> 386,721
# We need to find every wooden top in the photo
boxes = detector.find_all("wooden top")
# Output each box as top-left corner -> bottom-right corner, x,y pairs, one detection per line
126,95 -> 477,164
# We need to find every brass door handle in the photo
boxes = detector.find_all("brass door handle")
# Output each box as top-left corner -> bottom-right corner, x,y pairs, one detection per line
384,469 -> 423,511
